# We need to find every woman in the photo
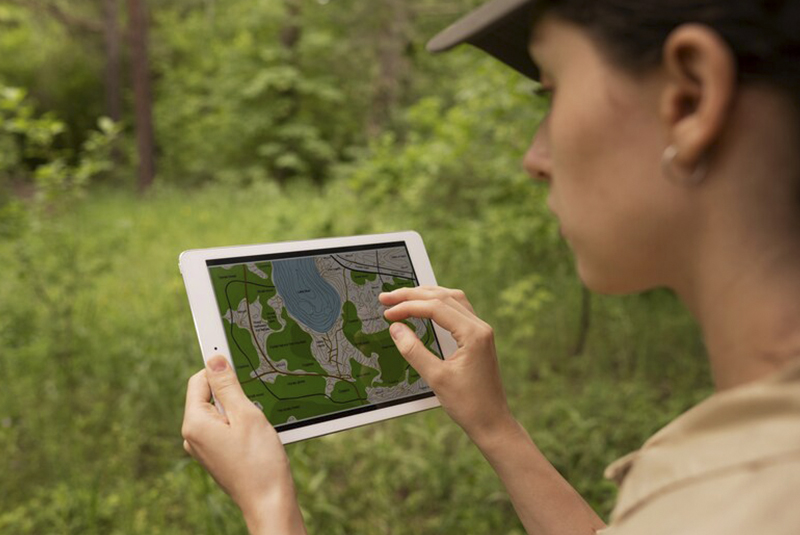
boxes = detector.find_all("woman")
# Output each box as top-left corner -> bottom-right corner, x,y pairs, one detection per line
181,0 -> 800,533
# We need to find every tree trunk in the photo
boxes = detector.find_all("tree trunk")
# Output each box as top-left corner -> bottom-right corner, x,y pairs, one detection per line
279,0 -> 301,121
127,0 -> 155,192
104,0 -> 122,122
367,0 -> 411,137
280,0 -> 301,53
273,0 -> 302,185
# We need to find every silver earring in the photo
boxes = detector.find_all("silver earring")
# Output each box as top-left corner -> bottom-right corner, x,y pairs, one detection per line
661,145 -> 708,185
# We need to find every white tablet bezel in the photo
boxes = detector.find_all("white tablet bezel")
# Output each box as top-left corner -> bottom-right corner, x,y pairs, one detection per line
179,231 -> 456,444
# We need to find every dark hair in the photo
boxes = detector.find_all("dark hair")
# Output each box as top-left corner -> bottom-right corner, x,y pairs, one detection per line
532,0 -> 800,100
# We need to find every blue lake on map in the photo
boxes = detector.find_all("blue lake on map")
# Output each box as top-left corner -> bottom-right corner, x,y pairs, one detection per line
271,257 -> 342,333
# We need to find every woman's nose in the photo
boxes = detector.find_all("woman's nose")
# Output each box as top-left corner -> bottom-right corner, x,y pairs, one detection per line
523,115 -> 552,183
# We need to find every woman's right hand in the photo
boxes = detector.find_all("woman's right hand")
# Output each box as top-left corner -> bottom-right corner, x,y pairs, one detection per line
380,286 -> 517,444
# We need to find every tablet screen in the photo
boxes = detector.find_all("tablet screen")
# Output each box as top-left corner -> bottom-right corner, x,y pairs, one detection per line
206,242 -> 443,431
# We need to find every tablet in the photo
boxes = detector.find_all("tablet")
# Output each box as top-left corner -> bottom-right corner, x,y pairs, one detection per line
179,231 -> 456,444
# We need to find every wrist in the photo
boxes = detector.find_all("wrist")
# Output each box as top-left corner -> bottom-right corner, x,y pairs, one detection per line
467,412 -> 525,453
240,483 -> 306,535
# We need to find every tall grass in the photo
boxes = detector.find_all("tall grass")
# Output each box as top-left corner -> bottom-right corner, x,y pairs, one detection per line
0,180 -> 710,534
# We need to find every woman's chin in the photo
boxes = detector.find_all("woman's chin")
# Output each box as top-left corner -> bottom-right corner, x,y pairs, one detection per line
575,258 -> 652,296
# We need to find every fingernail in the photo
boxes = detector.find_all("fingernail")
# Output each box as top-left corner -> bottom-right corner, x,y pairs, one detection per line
208,356 -> 228,372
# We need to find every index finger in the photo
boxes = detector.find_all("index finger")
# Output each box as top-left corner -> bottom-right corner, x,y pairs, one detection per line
380,286 -> 476,314
384,299 -> 476,342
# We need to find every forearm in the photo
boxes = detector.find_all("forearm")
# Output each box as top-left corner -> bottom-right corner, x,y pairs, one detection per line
472,419 -> 606,535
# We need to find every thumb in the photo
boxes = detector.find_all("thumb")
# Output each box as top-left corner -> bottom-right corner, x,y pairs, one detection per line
205,355 -> 250,414
389,323 -> 441,382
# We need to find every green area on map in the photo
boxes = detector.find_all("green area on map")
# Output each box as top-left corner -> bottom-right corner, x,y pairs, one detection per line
208,256 -> 440,426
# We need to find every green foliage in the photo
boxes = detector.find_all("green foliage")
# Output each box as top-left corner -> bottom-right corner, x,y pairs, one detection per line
0,181 -> 709,534
0,86 -> 64,173
0,85 -> 113,239
0,4 -> 106,153
341,54 -> 560,318
0,1 -> 712,533
33,116 -> 120,204
152,1 -> 354,185
0,84 -> 119,209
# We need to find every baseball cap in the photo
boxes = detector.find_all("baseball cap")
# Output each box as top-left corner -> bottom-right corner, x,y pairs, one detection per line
426,0 -> 540,80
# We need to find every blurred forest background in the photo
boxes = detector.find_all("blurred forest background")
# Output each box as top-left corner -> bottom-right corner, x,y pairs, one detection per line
0,0 -> 711,533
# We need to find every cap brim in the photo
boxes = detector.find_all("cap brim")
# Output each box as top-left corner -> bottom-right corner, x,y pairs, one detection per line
426,0 -> 539,80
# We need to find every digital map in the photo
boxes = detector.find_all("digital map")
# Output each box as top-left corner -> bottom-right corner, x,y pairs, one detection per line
208,246 -> 441,427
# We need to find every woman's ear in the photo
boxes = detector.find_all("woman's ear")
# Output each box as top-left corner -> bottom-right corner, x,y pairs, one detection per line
659,24 -> 737,168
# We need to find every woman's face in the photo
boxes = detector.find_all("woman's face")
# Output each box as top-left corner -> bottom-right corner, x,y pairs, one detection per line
525,16 -> 697,294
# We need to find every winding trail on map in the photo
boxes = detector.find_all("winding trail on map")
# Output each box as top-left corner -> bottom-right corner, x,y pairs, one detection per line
272,257 -> 342,333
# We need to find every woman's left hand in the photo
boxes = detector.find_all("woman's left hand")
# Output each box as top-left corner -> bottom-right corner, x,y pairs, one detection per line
182,356 -> 307,535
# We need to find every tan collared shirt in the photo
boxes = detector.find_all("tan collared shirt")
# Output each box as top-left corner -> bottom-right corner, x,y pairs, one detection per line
599,359 -> 800,535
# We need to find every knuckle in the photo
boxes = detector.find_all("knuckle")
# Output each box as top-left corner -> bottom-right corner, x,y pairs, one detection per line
181,421 -> 196,442
214,374 -> 238,393
468,322 -> 492,341
418,301 -> 435,315
217,375 -> 235,389
480,323 -> 495,341
397,335 -> 417,355
186,370 -> 203,389
242,404 -> 265,423
428,366 -> 448,388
